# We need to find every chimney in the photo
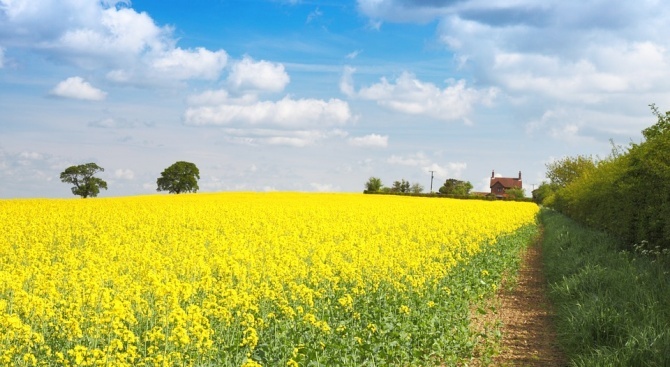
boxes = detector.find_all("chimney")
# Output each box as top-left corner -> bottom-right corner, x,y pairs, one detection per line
491,170 -> 495,179
518,171 -> 522,180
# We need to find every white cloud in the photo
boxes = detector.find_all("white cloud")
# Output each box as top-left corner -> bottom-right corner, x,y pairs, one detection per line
387,152 -> 430,166
357,0 -> 453,23
19,151 -> 44,160
348,134 -> 388,147
422,162 -> 466,180
222,128 -> 347,147
88,117 -> 135,128
227,56 -> 289,93
151,47 -> 228,80
0,1 -> 227,84
354,1 -> 670,143
50,77 -> 107,101
491,44 -> 668,104
114,168 -> 134,180
346,50 -> 362,59
344,70 -> 497,121
387,152 -> 466,179
184,94 -> 353,128
52,7 -> 168,66
0,47 -> 4,68
0,148 -> 67,197
339,66 -> 356,97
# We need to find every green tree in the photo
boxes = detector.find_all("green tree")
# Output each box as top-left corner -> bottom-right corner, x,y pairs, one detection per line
643,103 -> 670,141
364,177 -> 383,192
60,163 -> 108,198
545,155 -> 597,187
391,179 -> 410,193
532,182 -> 558,205
438,179 -> 473,196
157,161 -> 200,194
504,187 -> 526,199
410,182 -> 424,194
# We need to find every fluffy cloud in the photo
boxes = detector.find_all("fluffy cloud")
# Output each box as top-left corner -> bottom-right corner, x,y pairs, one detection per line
54,7 -> 165,61
342,68 -> 497,121
431,162 -> 467,180
50,77 -> 107,101
432,3 -> 670,135
184,93 -> 353,128
151,47 -> 228,81
0,1 -> 228,84
0,47 -> 4,68
348,134 -> 388,147
356,0 -> 670,142
227,56 -> 289,93
490,42 -> 669,104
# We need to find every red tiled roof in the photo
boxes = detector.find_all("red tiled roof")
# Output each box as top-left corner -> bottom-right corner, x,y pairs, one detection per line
490,177 -> 522,189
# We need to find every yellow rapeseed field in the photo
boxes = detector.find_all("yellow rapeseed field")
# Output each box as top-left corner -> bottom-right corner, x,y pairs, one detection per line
0,193 -> 538,366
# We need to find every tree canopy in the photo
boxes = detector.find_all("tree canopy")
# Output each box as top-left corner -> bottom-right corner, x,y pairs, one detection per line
156,161 -> 200,194
391,179 -> 411,193
438,179 -> 473,196
545,155 -> 597,188
60,163 -> 108,198
410,182 -> 424,194
504,187 -> 526,199
364,177 -> 383,192
541,104 -> 670,251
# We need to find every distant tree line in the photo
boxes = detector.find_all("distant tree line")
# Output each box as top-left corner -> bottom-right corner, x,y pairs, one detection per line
365,177 -> 424,194
60,161 -> 200,198
364,176 -> 529,200
365,177 -> 477,196
536,104 -> 670,251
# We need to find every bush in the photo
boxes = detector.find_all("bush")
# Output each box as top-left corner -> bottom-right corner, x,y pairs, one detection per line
546,105 -> 670,251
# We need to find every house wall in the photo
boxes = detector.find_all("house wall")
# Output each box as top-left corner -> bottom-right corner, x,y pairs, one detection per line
491,182 -> 505,195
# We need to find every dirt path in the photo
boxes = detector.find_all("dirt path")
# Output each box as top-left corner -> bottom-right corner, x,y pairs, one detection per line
492,232 -> 567,366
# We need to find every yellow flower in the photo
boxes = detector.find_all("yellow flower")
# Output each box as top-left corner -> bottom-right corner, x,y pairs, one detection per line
0,192 -> 538,365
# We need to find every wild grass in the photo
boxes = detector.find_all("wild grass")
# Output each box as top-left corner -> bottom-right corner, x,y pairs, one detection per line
540,209 -> 670,366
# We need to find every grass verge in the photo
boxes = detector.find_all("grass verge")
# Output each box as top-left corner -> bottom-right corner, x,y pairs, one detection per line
540,209 -> 670,366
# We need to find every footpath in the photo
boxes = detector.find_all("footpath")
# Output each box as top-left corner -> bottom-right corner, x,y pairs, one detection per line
492,229 -> 566,366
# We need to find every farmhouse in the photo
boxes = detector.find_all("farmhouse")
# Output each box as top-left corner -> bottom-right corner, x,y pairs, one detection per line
490,170 -> 522,198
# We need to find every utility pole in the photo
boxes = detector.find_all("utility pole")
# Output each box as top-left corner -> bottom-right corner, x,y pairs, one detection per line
429,170 -> 435,193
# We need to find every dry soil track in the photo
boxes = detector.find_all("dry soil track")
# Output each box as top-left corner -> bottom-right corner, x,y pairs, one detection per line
492,231 -> 567,367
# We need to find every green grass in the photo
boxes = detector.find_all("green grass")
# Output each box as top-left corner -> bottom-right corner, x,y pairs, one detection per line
540,209 -> 670,366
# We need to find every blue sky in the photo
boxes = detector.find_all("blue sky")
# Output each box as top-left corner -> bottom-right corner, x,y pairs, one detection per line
1,0 -> 669,198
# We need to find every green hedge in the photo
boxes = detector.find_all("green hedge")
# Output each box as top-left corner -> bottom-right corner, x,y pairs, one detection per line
549,108 -> 670,250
